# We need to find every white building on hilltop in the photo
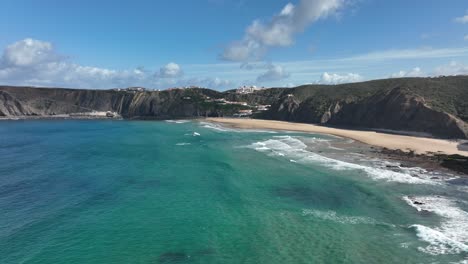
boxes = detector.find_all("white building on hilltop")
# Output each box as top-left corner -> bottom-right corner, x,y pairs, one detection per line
126,87 -> 146,92
236,85 -> 263,94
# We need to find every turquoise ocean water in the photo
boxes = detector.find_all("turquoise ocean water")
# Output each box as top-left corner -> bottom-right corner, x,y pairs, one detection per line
0,120 -> 467,263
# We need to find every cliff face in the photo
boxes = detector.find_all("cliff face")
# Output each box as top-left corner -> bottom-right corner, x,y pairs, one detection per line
1,75 -> 468,139
1,87 -> 120,116
0,86 -> 226,119
260,87 -> 468,139
325,88 -> 468,139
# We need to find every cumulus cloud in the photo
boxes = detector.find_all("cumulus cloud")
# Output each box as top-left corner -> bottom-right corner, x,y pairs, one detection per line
221,40 -> 265,62
0,38 -> 62,67
433,61 -> 468,76
240,61 -> 272,71
0,38 -> 152,88
156,62 -> 183,78
318,72 -> 362,84
0,38 -> 233,90
182,77 -> 232,89
256,64 -> 290,82
390,67 -> 425,78
454,11 -> 468,24
221,0 -> 347,61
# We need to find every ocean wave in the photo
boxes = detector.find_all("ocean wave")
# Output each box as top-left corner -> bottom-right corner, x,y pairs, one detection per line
411,225 -> 468,255
176,143 -> 191,146
273,135 -> 329,142
403,196 -> 468,255
248,136 -> 439,185
363,158 -> 458,182
199,122 -> 277,133
165,120 -> 190,124
199,122 -> 231,132
302,209 -> 393,226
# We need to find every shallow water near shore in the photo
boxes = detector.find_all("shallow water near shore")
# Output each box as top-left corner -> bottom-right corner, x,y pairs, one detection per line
0,120 -> 467,263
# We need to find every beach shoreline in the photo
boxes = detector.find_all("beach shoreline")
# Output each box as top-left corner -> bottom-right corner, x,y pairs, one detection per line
205,117 -> 468,156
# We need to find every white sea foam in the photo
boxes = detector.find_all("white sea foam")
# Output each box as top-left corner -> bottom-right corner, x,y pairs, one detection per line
403,196 -> 468,255
199,122 -> 231,132
302,209 -> 391,226
248,136 -> 439,184
327,145 -> 346,151
165,120 -> 190,124
451,260 -> 468,264
199,122 -> 277,133
411,225 -> 468,255
176,143 -> 191,146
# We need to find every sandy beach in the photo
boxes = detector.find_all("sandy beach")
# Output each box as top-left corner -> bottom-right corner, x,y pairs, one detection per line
206,118 -> 468,156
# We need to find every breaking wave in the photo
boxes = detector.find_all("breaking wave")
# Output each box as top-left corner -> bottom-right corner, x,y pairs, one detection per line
403,196 -> 468,255
199,122 -> 277,133
199,122 -> 231,132
165,120 -> 190,124
248,136 -> 440,185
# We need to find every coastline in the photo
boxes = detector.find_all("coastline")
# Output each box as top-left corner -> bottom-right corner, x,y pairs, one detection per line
205,117 -> 468,156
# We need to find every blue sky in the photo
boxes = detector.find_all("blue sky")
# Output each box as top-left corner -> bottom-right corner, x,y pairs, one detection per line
1,0 -> 468,89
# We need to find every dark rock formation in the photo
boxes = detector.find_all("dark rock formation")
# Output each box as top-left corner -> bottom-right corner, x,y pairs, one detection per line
440,155 -> 468,175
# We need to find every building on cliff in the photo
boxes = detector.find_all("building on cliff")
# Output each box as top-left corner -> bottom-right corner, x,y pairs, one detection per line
236,86 -> 264,94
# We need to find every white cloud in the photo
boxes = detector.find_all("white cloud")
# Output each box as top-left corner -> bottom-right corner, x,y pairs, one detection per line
465,35 -> 468,41
0,39 -> 234,90
318,72 -> 362,84
433,61 -> 468,76
0,38 -> 62,67
390,63 -> 468,79
182,77 -> 232,89
221,0 -> 347,61
455,11 -> 468,24
156,62 -> 183,78
221,40 -> 265,62
0,39 -> 149,88
257,64 -> 290,82
4,38 -> 468,91
345,47 -> 468,61
240,61 -> 273,70
390,67 -> 425,78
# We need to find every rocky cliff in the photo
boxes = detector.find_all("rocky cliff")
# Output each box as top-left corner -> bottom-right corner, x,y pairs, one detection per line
261,86 -> 468,139
1,75 -> 468,139
257,76 -> 468,139
0,86 -> 233,119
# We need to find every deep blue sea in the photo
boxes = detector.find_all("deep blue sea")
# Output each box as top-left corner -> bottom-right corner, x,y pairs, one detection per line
0,120 -> 467,263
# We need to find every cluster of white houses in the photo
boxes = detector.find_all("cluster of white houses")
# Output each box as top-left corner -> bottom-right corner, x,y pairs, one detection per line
235,85 -> 264,94
112,85 -> 266,94
204,97 -> 271,117
207,98 -> 248,106
232,105 -> 271,117
110,85 -> 270,117
112,87 -> 161,92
